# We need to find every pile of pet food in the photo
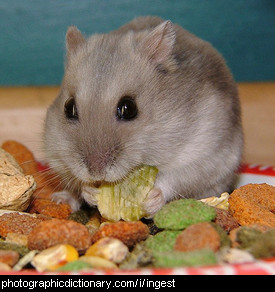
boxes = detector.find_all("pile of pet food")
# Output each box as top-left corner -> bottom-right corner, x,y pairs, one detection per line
0,140 -> 274,273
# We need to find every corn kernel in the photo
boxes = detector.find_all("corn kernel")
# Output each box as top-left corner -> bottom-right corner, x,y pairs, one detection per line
31,244 -> 79,272
85,237 -> 129,263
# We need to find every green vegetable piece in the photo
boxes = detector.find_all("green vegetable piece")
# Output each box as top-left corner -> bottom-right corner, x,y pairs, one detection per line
57,260 -> 91,271
119,242 -> 153,270
249,229 -> 275,259
145,230 -> 181,252
236,227 -> 262,249
68,207 -> 97,225
96,165 -> 158,221
152,248 -> 217,268
154,199 -> 216,230
0,241 -> 29,257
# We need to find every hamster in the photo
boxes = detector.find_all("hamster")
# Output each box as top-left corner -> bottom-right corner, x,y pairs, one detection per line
44,16 -> 243,216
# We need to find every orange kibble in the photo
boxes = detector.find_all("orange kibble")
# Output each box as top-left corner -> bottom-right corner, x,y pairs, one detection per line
228,183 -> 275,227
91,221 -> 149,247
27,219 -> 91,251
1,140 -> 38,176
174,222 -> 221,252
28,198 -> 72,219
0,212 -> 50,237
0,250 -> 20,267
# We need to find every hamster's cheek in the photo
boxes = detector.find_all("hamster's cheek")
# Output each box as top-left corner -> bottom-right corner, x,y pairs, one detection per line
54,150 -> 91,183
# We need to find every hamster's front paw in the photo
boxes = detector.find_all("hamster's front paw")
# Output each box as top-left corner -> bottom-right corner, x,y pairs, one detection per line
81,185 -> 100,207
143,187 -> 166,218
51,190 -> 81,212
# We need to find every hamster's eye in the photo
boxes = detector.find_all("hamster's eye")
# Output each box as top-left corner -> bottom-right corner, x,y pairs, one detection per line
64,97 -> 78,120
116,96 -> 138,120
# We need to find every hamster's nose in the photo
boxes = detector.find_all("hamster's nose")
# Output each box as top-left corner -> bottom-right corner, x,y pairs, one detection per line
85,151 -> 113,177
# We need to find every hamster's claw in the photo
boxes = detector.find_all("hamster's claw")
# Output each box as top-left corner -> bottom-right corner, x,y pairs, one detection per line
81,185 -> 100,207
142,187 -> 166,218
51,190 -> 81,212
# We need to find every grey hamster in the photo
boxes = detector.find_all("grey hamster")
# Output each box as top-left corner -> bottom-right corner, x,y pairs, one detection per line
44,16 -> 243,216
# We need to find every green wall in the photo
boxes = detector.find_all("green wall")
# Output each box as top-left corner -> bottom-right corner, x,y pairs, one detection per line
0,0 -> 274,85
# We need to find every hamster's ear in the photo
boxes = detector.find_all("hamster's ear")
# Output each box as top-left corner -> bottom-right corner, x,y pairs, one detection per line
66,26 -> 85,55
138,21 -> 176,68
